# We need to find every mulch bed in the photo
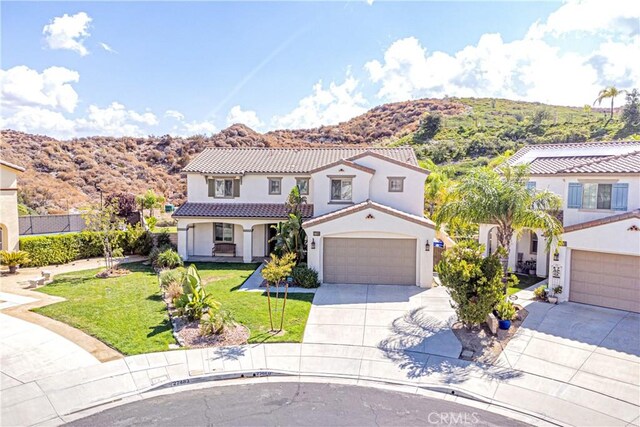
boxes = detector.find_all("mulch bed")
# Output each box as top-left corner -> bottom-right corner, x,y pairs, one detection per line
163,294 -> 249,348
95,268 -> 131,278
453,305 -> 528,364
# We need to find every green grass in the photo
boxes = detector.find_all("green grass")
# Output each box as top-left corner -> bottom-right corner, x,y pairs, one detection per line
507,274 -> 543,296
33,262 -> 314,355
193,262 -> 314,344
34,263 -> 174,355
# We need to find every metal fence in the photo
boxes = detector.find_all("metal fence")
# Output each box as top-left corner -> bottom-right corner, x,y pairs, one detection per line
19,214 -> 87,236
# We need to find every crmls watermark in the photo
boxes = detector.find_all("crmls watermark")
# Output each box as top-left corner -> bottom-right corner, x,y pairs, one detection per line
427,411 -> 481,425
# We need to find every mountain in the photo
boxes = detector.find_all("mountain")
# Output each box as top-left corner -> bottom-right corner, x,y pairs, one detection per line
1,97 -> 633,213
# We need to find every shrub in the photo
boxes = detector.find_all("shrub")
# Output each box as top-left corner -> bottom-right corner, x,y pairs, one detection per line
175,264 -> 220,320
166,281 -> 183,302
292,263 -> 319,288
146,216 -> 157,230
155,231 -> 174,248
155,249 -> 183,269
436,240 -> 504,329
125,225 -> 154,255
200,309 -> 235,336
159,267 -> 184,290
534,285 -> 547,300
495,301 -> 516,321
149,244 -> 173,267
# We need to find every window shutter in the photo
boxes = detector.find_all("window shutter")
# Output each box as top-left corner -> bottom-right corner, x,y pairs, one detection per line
208,179 -> 215,197
526,181 -> 536,190
611,183 -> 629,211
567,183 -> 583,208
233,179 -> 240,197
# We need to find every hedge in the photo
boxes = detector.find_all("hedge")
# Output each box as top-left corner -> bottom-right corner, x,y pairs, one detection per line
19,227 -> 153,267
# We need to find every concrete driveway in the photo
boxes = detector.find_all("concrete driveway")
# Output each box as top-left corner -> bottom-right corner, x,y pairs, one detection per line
303,284 -> 462,358
502,300 -> 640,406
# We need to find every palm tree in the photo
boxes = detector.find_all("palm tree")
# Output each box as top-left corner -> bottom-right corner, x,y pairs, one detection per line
422,159 -> 453,217
594,86 -> 626,125
436,164 -> 563,276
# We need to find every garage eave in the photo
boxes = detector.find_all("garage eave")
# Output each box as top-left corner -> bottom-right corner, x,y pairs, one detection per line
303,200 -> 435,229
563,209 -> 640,234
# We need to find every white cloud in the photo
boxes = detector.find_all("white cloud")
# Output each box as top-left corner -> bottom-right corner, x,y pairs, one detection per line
272,73 -> 368,129
365,1 -> 640,107
0,65 -> 80,113
75,102 -> 158,136
226,105 -> 264,129
99,42 -> 117,54
164,110 -> 185,121
0,106 -> 76,137
182,120 -> 217,135
526,0 -> 640,39
42,12 -> 92,56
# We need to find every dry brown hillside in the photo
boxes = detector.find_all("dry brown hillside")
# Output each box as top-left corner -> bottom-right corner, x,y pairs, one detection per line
1,98 -> 464,213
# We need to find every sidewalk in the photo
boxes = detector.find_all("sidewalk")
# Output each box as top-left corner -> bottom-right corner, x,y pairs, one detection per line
3,340 -> 638,427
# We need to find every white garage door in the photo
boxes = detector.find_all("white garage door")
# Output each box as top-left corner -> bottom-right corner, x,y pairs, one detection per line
323,238 -> 416,285
570,250 -> 640,313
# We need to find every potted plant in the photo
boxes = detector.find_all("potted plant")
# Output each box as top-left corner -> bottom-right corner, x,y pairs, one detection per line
495,300 -> 517,330
0,250 -> 31,274
524,260 -> 537,276
548,286 -> 562,304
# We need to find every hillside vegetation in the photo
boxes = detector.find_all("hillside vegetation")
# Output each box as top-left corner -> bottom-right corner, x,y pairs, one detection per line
1,97 -> 637,213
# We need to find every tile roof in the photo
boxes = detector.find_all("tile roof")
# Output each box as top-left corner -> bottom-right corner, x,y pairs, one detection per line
527,156 -> 607,174
0,159 -> 25,172
182,147 -> 419,174
558,151 -> 640,174
173,202 -> 314,219
303,200 -> 435,229
563,209 -> 640,233
508,141 -> 640,164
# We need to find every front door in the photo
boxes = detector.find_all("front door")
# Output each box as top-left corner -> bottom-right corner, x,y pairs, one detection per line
266,223 -> 277,256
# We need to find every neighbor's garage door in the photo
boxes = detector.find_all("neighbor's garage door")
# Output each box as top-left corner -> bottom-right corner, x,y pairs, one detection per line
323,238 -> 416,285
570,250 -> 640,313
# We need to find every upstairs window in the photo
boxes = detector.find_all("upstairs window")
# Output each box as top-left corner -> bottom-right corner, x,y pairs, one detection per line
296,178 -> 309,195
268,178 -> 282,195
209,179 -> 235,198
388,177 -> 405,192
582,183 -> 612,210
330,178 -> 352,201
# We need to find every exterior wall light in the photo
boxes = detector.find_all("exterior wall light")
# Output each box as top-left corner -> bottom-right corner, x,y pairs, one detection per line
311,238 -> 316,250
425,241 -> 430,252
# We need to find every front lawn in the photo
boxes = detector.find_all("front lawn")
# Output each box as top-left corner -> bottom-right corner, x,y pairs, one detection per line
507,274 -> 543,295
34,262 -> 314,355
34,263 -> 174,355
193,262 -> 314,344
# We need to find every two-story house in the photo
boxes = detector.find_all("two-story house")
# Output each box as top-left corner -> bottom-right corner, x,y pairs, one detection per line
479,141 -> 640,312
173,147 -> 436,287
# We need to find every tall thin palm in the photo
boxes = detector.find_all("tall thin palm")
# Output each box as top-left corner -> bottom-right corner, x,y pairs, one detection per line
594,86 -> 626,125
436,164 -> 563,273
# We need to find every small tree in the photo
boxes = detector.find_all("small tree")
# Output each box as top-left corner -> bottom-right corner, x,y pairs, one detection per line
262,252 -> 296,331
106,192 -> 136,218
622,88 -> 640,130
82,201 -> 125,271
413,114 -> 442,144
136,189 -> 166,218
436,240 -> 504,329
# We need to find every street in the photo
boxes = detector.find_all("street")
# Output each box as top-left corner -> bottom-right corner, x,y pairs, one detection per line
69,382 -> 529,426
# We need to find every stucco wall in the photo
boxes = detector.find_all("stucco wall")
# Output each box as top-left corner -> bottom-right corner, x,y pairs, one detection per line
310,164 -> 373,216
0,166 -> 19,251
304,206 -> 435,287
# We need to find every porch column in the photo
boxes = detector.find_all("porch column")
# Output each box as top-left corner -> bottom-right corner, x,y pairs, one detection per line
177,226 -> 188,260
537,234 -> 548,277
242,228 -> 253,263
507,234 -> 518,272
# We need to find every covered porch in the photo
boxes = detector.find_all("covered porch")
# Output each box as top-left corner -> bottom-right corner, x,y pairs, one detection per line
479,224 -> 549,277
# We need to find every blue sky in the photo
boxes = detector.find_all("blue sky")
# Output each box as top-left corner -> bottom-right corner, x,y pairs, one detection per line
1,1 -> 638,138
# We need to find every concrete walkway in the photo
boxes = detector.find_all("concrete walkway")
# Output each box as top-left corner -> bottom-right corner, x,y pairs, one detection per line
0,256 -> 146,362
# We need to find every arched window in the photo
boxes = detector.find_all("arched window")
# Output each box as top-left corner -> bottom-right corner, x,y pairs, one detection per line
530,231 -> 538,254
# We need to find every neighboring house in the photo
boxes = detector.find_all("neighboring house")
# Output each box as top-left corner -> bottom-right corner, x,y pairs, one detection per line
174,147 -> 435,287
0,159 -> 25,252
479,142 -> 640,312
